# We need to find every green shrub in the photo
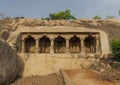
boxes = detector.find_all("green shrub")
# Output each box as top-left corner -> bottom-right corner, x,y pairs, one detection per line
49,9 -> 76,20
93,15 -> 101,19
111,39 -> 120,61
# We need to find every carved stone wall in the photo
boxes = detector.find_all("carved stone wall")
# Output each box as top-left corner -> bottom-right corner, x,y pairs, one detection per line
21,33 -> 100,54
19,54 -> 100,77
15,26 -> 110,77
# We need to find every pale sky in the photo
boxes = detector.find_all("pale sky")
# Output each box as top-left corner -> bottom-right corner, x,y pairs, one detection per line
0,0 -> 120,19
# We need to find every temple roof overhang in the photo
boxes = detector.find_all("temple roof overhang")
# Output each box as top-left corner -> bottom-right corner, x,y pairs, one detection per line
18,26 -> 105,34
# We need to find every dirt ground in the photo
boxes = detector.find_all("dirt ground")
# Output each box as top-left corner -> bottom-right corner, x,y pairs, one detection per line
10,69 -> 120,85
63,69 -> 118,85
10,73 -> 65,85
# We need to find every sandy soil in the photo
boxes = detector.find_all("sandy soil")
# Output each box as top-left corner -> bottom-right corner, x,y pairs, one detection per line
11,73 -> 65,85
63,69 -> 118,85
10,69 -> 120,85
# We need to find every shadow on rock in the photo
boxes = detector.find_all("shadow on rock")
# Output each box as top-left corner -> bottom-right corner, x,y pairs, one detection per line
0,39 -> 24,85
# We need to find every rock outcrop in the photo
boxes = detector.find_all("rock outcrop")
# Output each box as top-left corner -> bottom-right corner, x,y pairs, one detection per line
0,18 -> 120,43
0,39 -> 18,85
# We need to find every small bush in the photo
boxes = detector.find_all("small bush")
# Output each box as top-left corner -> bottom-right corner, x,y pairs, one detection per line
14,16 -> 25,19
93,15 -> 101,19
111,39 -> 120,61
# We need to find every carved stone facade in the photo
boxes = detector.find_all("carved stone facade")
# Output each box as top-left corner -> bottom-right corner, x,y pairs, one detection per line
15,26 -> 110,77
21,33 -> 100,54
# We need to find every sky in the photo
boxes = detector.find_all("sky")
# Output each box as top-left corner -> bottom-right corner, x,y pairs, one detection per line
0,0 -> 120,19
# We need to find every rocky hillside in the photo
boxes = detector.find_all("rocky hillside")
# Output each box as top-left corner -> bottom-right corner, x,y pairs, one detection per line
0,18 -> 120,41
0,39 -> 19,85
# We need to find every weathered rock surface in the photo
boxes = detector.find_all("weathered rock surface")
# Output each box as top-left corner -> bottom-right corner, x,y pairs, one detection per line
0,18 -> 120,43
11,73 -> 65,85
0,39 -> 18,85
0,30 -> 9,40
0,18 -> 118,50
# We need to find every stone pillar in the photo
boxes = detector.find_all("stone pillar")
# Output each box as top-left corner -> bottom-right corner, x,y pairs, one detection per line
66,38 -> 69,53
21,39 -> 25,53
80,36 -> 86,54
96,36 -> 100,54
50,38 -> 54,54
35,39 -> 39,53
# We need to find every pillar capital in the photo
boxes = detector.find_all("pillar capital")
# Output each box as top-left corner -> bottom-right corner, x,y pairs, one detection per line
22,38 -> 25,41
50,38 -> 54,41
33,36 -> 40,40
34,38 -> 39,40
50,36 -> 55,40
65,35 -> 72,40
65,37 -> 70,40
80,35 -> 86,40
96,35 -> 99,40
92,34 -> 99,39
22,35 -> 27,41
